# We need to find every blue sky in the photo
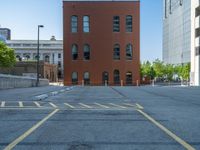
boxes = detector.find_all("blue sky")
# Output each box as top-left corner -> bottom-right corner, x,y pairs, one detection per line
0,0 -> 163,62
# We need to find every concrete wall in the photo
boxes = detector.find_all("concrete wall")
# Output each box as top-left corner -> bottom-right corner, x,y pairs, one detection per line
0,61 -> 58,82
0,74 -> 49,90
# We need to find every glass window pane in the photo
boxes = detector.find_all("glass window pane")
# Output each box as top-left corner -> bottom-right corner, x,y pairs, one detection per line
113,44 -> 120,60
72,72 -> 78,79
126,15 -> 132,32
72,44 -> 78,60
83,16 -> 89,21
71,16 -> 78,33
84,72 -> 90,85
126,44 -> 133,60
84,44 -> 90,60
72,72 -> 78,84
83,16 -> 90,33
113,16 -> 120,32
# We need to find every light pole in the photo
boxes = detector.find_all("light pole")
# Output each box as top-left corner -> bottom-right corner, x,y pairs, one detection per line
36,25 -> 44,87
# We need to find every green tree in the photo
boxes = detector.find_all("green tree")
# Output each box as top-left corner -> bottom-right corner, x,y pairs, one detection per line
164,64 -> 174,81
0,42 -> 16,68
141,61 -> 155,79
181,63 -> 190,80
152,59 -> 165,78
174,65 -> 182,77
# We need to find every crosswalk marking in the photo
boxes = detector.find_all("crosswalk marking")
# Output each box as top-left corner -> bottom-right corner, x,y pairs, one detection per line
0,101 -> 136,110
123,103 -> 136,107
109,103 -> 127,109
79,103 -> 92,109
94,103 -> 110,109
19,101 -> 23,107
64,103 -> 75,108
1,101 -> 5,107
34,102 -> 41,107
49,102 -> 58,108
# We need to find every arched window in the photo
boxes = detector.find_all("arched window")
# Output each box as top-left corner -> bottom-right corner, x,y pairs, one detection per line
113,70 -> 120,85
84,72 -> 90,85
102,71 -> 109,85
71,16 -> 78,33
34,55 -> 37,60
126,71 -> 132,85
23,53 -> 30,61
25,55 -> 30,60
126,44 -> 133,60
44,55 -> 50,63
16,55 -> 21,61
84,44 -> 90,60
72,72 -> 78,84
113,44 -> 120,60
72,44 -> 78,60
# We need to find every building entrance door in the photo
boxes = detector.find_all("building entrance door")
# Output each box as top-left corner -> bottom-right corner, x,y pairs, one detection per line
102,72 -> 109,85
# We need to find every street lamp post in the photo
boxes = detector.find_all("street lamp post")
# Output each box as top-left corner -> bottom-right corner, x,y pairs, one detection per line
36,25 -> 44,87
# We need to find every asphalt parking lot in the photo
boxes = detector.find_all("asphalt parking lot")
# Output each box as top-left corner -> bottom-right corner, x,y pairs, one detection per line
0,86 -> 200,150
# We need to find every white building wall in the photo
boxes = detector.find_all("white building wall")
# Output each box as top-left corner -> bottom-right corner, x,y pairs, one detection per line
163,0 -> 200,86
191,0 -> 200,86
6,40 -> 64,78
163,0 -> 191,65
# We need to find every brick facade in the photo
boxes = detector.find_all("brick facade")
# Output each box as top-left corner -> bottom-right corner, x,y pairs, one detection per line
63,0 -> 140,85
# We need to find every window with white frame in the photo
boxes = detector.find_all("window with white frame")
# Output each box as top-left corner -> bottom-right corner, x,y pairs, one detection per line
126,15 -> 132,32
113,16 -> 120,32
71,16 -> 78,33
83,16 -> 90,33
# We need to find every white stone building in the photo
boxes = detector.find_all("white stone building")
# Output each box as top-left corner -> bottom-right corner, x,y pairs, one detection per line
163,0 -> 200,86
6,37 -> 63,78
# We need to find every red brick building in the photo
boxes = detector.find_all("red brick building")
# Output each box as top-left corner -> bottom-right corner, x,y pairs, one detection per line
63,0 -> 140,86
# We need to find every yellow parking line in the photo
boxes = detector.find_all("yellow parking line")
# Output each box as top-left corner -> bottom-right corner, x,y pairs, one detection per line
94,103 -> 110,109
137,109 -> 195,150
19,101 -> 23,107
34,102 -> 41,107
79,103 -> 92,109
123,103 -> 136,107
1,101 -> 5,107
4,109 -> 59,150
49,102 -> 58,108
136,103 -> 144,109
109,103 -> 127,109
64,103 -> 75,109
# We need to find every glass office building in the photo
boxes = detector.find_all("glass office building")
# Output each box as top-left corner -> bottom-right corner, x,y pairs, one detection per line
163,0 -> 191,65
163,0 -> 200,86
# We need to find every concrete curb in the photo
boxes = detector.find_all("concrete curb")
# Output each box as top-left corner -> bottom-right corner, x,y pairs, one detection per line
34,94 -> 49,100
33,86 -> 74,100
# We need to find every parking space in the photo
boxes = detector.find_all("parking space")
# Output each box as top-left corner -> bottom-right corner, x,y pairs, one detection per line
0,86 -> 200,150
0,109 -> 52,150
12,110 -> 183,150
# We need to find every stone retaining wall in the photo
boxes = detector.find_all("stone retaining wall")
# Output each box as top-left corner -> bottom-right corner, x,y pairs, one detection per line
0,74 -> 49,90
